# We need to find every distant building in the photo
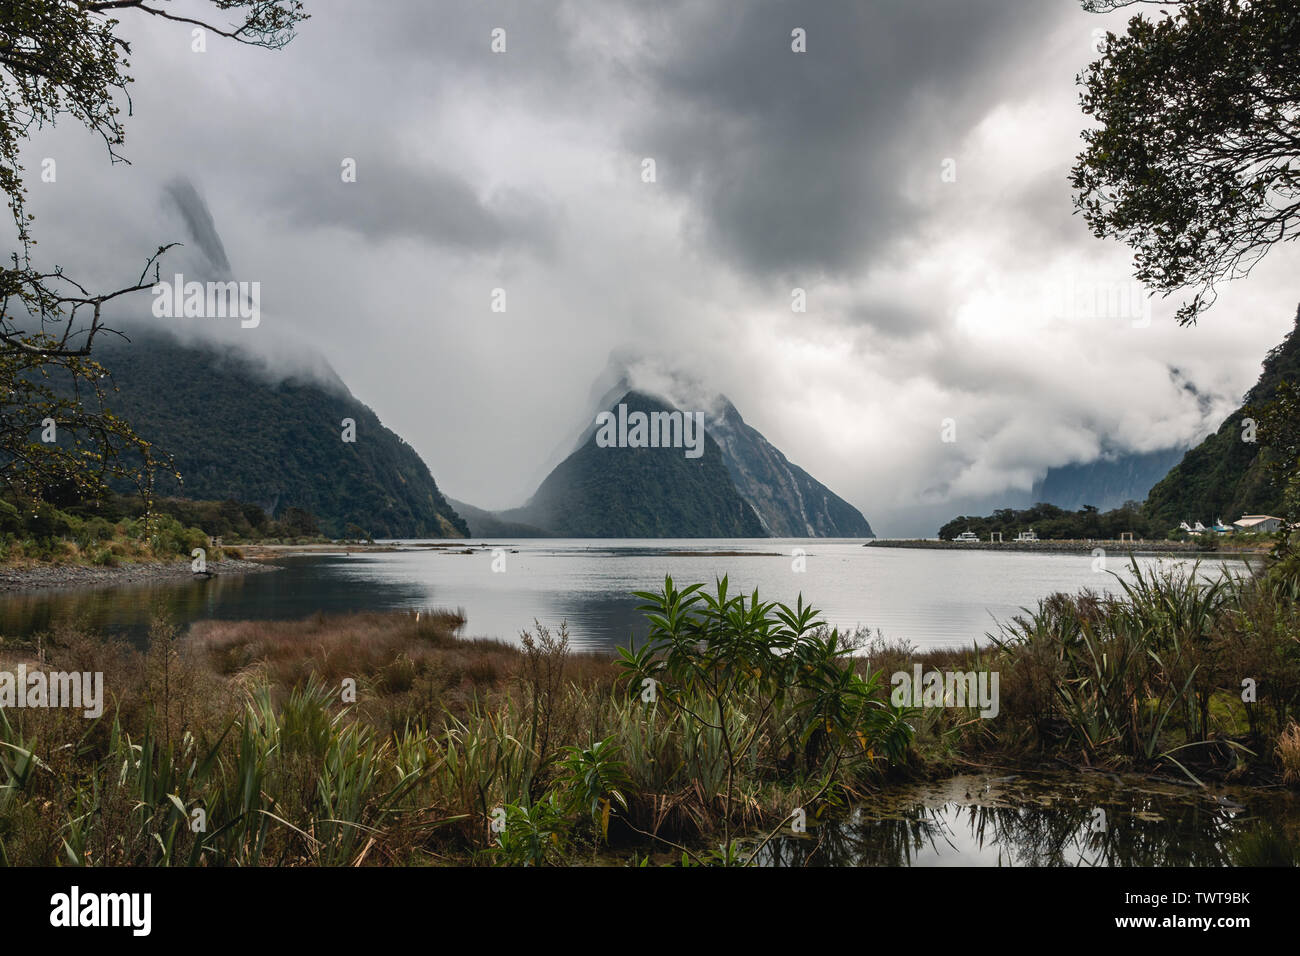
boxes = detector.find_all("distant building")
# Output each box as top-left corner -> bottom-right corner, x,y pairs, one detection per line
1232,515 -> 1284,533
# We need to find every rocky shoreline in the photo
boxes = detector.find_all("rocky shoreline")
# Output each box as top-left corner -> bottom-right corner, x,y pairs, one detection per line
0,558 -> 280,593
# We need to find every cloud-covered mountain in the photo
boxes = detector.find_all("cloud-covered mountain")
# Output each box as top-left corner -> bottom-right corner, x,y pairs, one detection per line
1144,304 -> 1300,527
487,390 -> 766,537
457,372 -> 874,538
80,332 -> 468,539
28,4 -> 1296,536
1029,446 -> 1188,514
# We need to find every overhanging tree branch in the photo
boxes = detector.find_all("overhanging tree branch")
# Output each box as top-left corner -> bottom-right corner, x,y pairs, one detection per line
1073,0 -> 1300,325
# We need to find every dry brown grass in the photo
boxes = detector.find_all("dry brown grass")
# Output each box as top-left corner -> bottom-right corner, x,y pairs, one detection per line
1278,720 -> 1300,785
192,608 -> 466,679
183,609 -> 619,732
0,617 -> 237,776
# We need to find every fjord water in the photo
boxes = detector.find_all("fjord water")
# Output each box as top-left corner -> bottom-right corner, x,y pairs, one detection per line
0,539 -> 1249,651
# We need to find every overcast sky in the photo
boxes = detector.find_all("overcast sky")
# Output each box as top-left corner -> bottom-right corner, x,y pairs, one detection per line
21,0 -> 1300,536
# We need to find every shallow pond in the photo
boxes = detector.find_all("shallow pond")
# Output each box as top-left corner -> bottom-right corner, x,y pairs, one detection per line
749,772 -> 1300,867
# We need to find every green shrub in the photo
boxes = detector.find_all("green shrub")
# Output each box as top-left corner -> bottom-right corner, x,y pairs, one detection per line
0,500 -> 20,534
616,576 -> 915,858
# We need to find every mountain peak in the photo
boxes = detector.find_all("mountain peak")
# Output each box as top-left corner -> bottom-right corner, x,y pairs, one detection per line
457,373 -> 873,538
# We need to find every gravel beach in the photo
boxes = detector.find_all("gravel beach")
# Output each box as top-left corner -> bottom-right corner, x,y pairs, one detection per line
0,558 -> 280,593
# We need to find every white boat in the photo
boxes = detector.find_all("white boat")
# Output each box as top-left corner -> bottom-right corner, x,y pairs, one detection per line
954,531 -> 980,543
1014,528 -> 1038,542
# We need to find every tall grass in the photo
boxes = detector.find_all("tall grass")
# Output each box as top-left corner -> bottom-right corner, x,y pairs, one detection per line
988,559 -> 1296,781
1,558 -> 1297,867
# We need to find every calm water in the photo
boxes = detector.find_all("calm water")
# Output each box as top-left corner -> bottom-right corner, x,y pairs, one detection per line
0,539 -> 1254,651
754,772 -> 1299,867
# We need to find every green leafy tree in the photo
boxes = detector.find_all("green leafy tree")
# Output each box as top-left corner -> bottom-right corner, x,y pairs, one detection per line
1247,380 -> 1300,527
1073,0 -> 1300,325
277,505 -> 319,538
618,576 -> 913,861
0,0 -> 307,504
939,501 -> 1164,540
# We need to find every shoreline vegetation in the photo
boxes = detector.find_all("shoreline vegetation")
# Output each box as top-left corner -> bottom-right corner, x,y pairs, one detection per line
869,538 -> 1270,556
0,552 -> 1296,866
0,492 -> 461,589
0,538 -> 796,593
0,493 -> 331,572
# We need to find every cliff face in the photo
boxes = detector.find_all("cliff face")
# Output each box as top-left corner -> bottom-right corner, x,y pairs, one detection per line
1030,446 -> 1188,514
706,398 -> 873,537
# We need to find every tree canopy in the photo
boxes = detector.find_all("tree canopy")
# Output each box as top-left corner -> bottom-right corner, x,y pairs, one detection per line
1073,0 -> 1300,326
939,501 -> 1165,541
0,0 -> 307,504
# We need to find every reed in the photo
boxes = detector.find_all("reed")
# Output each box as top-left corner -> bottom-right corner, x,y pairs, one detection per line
2,557 -> 1297,867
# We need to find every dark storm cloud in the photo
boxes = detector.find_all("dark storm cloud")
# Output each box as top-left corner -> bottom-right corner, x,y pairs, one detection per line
349,0 -> 584,81
22,0 -> 1292,535
629,0 -> 1063,276
276,155 -> 557,254
848,301 -> 948,342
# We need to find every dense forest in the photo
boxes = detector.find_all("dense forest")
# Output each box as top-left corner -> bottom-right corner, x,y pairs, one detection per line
938,501 -> 1165,541
64,493 -> 328,541
51,333 -> 468,539
1143,306 -> 1300,527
